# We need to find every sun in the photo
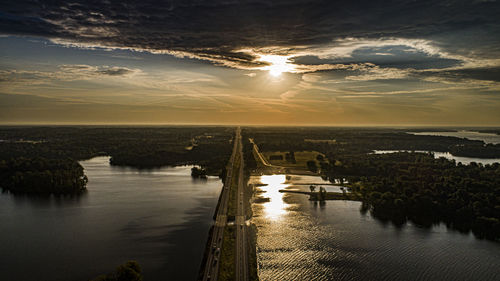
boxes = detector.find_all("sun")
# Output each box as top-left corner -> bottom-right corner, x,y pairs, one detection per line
259,54 -> 295,77
269,64 -> 288,77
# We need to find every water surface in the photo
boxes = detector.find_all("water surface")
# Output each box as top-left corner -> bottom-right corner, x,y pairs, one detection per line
0,157 -> 221,281
409,130 -> 500,144
372,150 -> 500,165
251,174 -> 500,281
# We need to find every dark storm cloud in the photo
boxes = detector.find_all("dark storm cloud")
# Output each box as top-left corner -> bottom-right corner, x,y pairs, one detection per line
96,67 -> 134,76
1,0 -> 499,71
291,45 -> 463,70
0,65 -> 137,84
58,65 -> 137,77
417,67 -> 500,83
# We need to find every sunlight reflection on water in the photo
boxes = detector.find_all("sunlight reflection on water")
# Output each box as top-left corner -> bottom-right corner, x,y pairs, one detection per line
259,175 -> 289,220
251,174 -> 500,281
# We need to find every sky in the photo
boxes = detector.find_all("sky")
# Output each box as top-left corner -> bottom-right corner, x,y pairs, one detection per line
1,0 -> 500,125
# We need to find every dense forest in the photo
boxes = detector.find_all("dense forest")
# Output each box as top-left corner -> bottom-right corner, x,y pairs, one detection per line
324,152 -> 500,240
245,127 -> 500,158
0,157 -> 87,194
0,126 -> 233,194
243,127 -> 500,240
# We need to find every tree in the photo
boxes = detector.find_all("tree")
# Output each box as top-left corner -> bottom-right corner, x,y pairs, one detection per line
191,166 -> 207,178
306,160 -> 318,173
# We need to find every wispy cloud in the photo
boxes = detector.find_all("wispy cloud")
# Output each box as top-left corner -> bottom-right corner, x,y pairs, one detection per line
0,64 -> 139,83
1,0 -> 499,80
1,0 -> 500,125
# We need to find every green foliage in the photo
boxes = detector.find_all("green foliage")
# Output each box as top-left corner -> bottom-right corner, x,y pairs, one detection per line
191,166 -> 207,178
0,157 -> 87,194
218,226 -> 236,281
326,152 -> 500,240
285,151 -> 296,163
242,138 -> 257,173
244,127 -> 500,158
0,126 -> 233,174
0,126 -> 234,193
243,127 -> 500,240
306,160 -> 318,173
227,154 -> 241,217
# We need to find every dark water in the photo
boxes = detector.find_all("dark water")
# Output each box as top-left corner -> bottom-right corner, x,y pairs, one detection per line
0,157 -> 222,281
409,130 -> 500,144
252,175 -> 500,281
373,150 -> 500,165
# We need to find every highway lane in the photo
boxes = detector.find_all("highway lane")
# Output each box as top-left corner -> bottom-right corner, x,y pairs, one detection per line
201,127 -> 240,281
235,131 -> 249,281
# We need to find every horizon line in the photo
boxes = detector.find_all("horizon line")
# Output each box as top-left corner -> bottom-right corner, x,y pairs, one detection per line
1,122 -> 499,128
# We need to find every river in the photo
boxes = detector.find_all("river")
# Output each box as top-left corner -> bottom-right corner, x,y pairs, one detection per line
0,157 -> 222,281
251,174 -> 500,281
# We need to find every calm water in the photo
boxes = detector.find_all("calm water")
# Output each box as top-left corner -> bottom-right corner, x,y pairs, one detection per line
0,157 -> 222,281
373,150 -> 500,165
251,175 -> 500,281
409,130 -> 500,144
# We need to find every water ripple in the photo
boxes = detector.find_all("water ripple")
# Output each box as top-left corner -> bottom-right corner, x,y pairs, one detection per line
251,175 -> 500,281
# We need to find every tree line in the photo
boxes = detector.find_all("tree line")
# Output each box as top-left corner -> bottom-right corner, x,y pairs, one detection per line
0,157 -> 87,194
323,152 -> 500,240
0,126 -> 234,194
243,127 -> 500,240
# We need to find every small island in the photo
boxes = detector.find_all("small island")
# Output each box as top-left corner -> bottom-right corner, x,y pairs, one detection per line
191,166 -> 208,178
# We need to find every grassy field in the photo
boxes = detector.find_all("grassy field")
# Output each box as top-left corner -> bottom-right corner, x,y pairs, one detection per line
262,150 -> 327,169
217,226 -> 236,281
227,153 -> 241,218
218,150 -> 240,280
222,141 -> 258,280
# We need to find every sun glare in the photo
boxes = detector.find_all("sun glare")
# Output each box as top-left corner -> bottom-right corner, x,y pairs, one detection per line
259,54 -> 295,77
260,174 -> 287,185
259,175 -> 289,219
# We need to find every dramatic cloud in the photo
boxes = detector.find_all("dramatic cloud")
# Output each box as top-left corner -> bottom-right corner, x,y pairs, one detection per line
0,65 -> 139,84
1,1 -> 499,125
1,0 -> 499,76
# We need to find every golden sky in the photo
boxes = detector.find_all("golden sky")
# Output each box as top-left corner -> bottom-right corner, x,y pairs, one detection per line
1,1 -> 500,125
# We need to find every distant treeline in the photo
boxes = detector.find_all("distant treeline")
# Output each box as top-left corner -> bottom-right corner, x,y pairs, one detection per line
324,152 -> 500,240
478,129 -> 500,135
243,127 -> 500,240
0,126 -> 234,194
245,127 -> 500,158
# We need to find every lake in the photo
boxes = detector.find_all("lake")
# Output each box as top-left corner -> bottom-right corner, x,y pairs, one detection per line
0,157 -> 222,281
372,150 -> 500,165
251,174 -> 500,281
409,130 -> 500,144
